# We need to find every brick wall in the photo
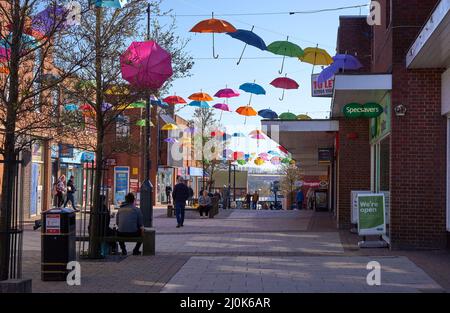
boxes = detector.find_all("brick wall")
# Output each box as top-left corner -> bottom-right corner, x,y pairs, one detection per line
336,118 -> 371,229
390,68 -> 447,249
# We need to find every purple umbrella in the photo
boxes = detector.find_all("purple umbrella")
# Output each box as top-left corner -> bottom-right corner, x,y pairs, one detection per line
213,103 -> 232,121
33,5 -> 68,35
318,63 -> 338,84
332,54 -> 363,70
164,137 -> 178,143
102,102 -> 113,111
184,127 -> 196,134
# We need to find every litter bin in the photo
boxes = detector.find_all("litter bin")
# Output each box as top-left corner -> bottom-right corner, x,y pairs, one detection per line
41,208 -> 76,281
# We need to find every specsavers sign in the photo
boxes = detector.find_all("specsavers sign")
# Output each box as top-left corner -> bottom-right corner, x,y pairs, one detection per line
343,102 -> 383,119
357,194 -> 386,236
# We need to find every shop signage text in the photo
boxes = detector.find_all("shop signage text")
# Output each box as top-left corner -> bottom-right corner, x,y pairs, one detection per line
357,193 -> 386,236
311,74 -> 334,97
343,102 -> 384,119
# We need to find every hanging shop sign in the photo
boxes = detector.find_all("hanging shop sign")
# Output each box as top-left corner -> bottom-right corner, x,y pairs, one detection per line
343,102 -> 384,119
311,74 -> 334,97
357,193 -> 386,236
318,148 -> 333,164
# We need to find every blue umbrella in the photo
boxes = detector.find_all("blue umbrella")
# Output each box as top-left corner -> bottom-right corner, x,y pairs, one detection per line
227,26 -> 267,65
239,82 -> 266,105
332,54 -> 363,70
64,104 -> 78,111
258,109 -> 278,119
232,132 -> 245,137
92,0 -> 129,8
189,101 -> 211,109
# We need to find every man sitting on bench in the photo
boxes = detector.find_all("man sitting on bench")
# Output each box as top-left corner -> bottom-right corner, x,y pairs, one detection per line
116,193 -> 144,256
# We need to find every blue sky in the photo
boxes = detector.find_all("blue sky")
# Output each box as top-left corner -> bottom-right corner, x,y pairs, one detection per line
157,0 -> 370,166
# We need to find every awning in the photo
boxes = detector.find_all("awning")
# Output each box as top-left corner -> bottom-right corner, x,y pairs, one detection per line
407,0 -> 450,68
262,120 -> 338,177
331,74 -> 392,117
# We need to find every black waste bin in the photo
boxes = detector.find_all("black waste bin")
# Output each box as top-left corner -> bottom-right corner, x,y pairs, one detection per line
41,208 -> 76,281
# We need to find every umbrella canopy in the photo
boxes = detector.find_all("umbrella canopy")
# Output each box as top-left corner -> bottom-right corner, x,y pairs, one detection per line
161,123 -> 178,131
236,106 -> 257,117
164,95 -> 187,105
214,88 -> 240,98
267,37 -> 304,74
258,109 -> 278,119
213,103 -> 231,112
183,127 -> 196,134
300,47 -> 333,66
239,82 -> 266,95
268,150 -> 280,156
332,54 -> 363,70
281,157 -> 292,164
164,137 -> 178,144
32,5 -> 68,35
190,12 -> 237,58
279,112 -> 297,120
211,130 -> 224,137
254,157 -> 265,166
120,40 -> 173,90
189,101 -> 211,109
237,159 -> 247,166
249,130 -> 265,140
226,26 -> 267,65
232,132 -> 245,138
102,102 -> 113,111
278,145 -> 289,154
258,153 -> 270,161
136,119 -> 154,127
297,114 -> 312,120
317,63 -> 338,84
188,92 -> 214,101
92,0 -> 129,8
231,151 -> 245,161
270,76 -> 300,100
79,104 -> 93,111
64,104 -> 78,111
0,47 -> 10,62
270,156 -> 281,165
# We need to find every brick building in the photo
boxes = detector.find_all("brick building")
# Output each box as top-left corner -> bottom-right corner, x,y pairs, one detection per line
263,0 -> 450,250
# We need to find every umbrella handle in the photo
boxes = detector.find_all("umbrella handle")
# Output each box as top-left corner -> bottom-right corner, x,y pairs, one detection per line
237,43 -> 248,65
213,33 -> 219,59
278,55 -> 285,74
279,89 -> 285,101
249,93 -> 253,105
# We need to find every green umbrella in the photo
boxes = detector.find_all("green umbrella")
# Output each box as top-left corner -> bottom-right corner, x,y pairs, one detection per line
267,36 -> 304,74
237,159 -> 247,166
136,119 -> 154,127
281,157 -> 292,164
279,112 -> 297,120
129,101 -> 146,108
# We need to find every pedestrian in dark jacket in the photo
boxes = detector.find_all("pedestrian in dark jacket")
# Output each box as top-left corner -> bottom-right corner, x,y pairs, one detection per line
172,176 -> 190,228
64,176 -> 77,210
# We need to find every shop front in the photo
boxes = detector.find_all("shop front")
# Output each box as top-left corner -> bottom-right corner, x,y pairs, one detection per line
157,166 -> 175,204
188,167 -> 203,198
30,141 -> 45,217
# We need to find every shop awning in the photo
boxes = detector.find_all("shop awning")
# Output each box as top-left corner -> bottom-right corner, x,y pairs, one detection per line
407,0 -> 450,68
331,74 -> 392,117
262,120 -> 338,177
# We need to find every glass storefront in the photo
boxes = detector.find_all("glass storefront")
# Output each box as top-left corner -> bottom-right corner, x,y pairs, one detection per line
157,167 -> 174,204
31,141 -> 45,216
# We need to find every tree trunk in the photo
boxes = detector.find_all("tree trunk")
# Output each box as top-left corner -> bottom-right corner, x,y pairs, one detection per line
88,7 -> 104,259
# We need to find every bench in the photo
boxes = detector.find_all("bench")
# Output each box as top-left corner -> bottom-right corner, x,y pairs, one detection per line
77,228 -> 156,256
167,200 -> 219,218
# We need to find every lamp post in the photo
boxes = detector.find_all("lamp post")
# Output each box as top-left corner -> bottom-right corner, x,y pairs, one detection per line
140,3 -> 153,227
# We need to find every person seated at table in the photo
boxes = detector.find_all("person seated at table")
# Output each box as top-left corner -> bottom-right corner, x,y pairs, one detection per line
198,190 -> 212,218
116,193 -> 144,256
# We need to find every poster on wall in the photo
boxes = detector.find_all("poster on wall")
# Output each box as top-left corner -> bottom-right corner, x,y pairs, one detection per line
357,193 -> 386,236
114,167 -> 129,206
311,74 -> 334,97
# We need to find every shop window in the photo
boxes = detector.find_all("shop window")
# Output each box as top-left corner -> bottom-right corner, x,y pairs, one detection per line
116,114 -> 130,139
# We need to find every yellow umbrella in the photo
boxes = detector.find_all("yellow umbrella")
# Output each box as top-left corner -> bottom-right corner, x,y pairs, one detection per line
161,123 -> 178,131
300,47 -> 333,66
297,114 -> 312,120
254,157 -> 265,166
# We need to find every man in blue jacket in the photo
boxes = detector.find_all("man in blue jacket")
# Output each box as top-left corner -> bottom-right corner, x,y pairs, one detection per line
172,176 -> 190,228
296,188 -> 304,210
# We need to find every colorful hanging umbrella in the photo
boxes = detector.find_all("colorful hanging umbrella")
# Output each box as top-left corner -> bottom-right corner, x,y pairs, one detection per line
249,130 -> 265,140
79,104 -> 93,111
239,82 -> 266,106
300,46 -> 333,74
237,159 -> 247,166
0,47 -> 10,62
278,145 -> 289,154
279,112 -> 297,120
161,123 -> 178,131
317,54 -> 363,84
268,150 -> 280,156
270,76 -> 299,101
184,127 -> 196,134
33,5 -> 68,35
163,95 -> 187,105
164,137 -> 178,144
232,132 -> 245,138
213,103 -> 231,112
190,12 -> 237,59
188,92 -> 214,101
136,119 -> 154,127
226,26 -> 267,65
189,101 -> 211,109
211,130 -> 225,137
258,109 -> 278,119
231,151 -> 245,161
120,40 -> 173,90
92,0 -> 129,8
270,156 -> 281,165
214,88 -> 240,98
64,104 -> 78,111
258,153 -> 270,161
281,157 -> 292,164
297,114 -> 312,120
317,63 -> 338,84
102,102 -> 113,111
267,37 -> 304,74
254,157 -> 265,166
236,106 -> 258,124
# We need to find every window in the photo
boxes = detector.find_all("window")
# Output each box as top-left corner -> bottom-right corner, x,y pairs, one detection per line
116,114 -> 130,138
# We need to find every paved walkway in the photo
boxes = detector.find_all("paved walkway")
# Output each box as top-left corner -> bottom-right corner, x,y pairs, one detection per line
21,208 -> 449,293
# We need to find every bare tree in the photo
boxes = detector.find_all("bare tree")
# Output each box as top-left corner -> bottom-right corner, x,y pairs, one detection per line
280,164 -> 302,210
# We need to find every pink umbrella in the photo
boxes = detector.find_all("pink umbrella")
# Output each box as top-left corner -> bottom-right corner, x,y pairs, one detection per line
213,103 -> 231,120
270,76 -> 299,101
120,41 -> 173,90
270,156 -> 281,165
258,152 -> 270,161
214,88 -> 240,98
0,47 -> 10,62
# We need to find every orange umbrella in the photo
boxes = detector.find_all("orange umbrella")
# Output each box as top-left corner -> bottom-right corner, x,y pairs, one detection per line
188,92 -> 214,102
190,12 -> 237,59
236,105 -> 257,125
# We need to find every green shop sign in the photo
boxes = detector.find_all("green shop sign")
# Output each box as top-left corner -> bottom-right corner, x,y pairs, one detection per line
357,194 -> 386,236
343,102 -> 384,119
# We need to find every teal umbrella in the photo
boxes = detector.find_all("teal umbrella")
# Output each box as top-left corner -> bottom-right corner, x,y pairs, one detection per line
92,0 -> 129,8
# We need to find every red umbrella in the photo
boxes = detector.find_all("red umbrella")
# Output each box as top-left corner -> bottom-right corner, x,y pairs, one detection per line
270,76 -> 299,101
164,95 -> 187,105
120,41 -> 173,90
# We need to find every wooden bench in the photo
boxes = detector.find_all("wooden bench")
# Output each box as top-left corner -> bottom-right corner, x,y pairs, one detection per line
167,200 -> 219,218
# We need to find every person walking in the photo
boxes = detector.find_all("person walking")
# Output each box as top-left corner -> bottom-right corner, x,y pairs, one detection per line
198,190 -> 212,218
165,185 -> 172,204
252,190 -> 259,210
115,193 -> 144,256
64,175 -> 77,210
245,193 -> 252,209
296,188 -> 305,210
172,176 -> 190,228
55,175 -> 67,208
